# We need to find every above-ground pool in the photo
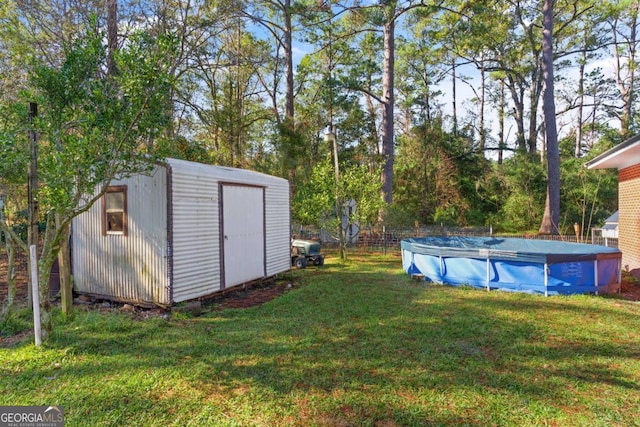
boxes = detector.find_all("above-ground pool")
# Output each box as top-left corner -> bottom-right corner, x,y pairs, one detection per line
402,236 -> 622,295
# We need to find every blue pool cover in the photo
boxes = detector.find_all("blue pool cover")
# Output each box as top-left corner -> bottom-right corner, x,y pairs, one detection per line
401,237 -> 622,295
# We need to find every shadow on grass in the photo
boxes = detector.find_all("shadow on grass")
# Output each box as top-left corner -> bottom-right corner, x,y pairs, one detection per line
4,260 -> 640,425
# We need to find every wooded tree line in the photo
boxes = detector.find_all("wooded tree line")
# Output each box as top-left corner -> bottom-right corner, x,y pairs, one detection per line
1,0 -> 635,240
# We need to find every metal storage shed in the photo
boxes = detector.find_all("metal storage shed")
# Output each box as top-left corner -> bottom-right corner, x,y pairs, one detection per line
71,158 -> 291,307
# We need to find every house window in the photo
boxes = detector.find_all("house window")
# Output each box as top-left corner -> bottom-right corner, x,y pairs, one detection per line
103,186 -> 127,236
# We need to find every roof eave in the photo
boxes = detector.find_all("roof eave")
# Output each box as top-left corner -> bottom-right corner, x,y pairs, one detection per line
586,134 -> 640,170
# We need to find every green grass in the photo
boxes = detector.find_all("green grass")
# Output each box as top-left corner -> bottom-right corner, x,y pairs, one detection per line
2,252 -> 640,426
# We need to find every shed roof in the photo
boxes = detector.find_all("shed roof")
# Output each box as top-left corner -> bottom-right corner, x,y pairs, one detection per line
165,157 -> 285,184
585,134 -> 640,170
109,158 -> 287,194
604,210 -> 619,224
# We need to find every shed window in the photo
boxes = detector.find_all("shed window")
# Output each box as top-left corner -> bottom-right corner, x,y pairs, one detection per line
103,186 -> 127,236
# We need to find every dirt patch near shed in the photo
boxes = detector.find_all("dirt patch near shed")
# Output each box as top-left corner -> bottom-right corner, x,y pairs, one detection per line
67,277 -> 300,319
202,279 -> 296,310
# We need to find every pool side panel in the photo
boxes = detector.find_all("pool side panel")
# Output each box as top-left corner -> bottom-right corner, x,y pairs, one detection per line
403,237 -> 622,295
491,261 -> 547,292
442,257 -> 491,288
411,252 -> 445,283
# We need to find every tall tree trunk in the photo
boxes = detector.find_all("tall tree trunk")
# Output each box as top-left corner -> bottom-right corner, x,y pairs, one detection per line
55,215 -> 72,316
528,76 -> 541,155
282,0 -> 298,197
381,18 -> 395,206
451,58 -> 458,137
623,4 -> 637,137
107,0 -> 118,76
539,0 -> 560,235
423,70 -> 432,123
498,78 -> 505,165
478,57 -> 486,152
284,0 -> 294,121
507,77 -> 527,152
37,246 -> 55,339
576,28 -> 587,158
0,200 -> 14,316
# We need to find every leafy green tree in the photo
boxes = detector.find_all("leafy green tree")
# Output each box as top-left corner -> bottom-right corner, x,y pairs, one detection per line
220,0 -> 312,186
393,122 -> 493,226
294,14 -> 380,191
581,68 -> 619,150
313,0 -> 455,207
0,103 -> 29,317
0,1 -> 26,105
487,154 -> 548,232
559,136 -> 618,238
0,26 -> 176,337
439,0 -> 598,158
395,34 -> 446,132
567,4 -> 611,157
293,158 -> 384,259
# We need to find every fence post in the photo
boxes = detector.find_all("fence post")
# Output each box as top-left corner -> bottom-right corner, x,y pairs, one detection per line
383,225 -> 386,255
27,102 -> 38,310
30,245 -> 41,346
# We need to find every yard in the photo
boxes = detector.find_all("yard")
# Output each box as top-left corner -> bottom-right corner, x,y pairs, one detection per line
1,252 -> 640,426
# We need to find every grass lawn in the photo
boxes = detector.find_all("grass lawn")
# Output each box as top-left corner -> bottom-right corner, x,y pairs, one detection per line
1,252 -> 640,426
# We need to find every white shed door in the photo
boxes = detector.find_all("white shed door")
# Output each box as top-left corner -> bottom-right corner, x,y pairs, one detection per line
222,184 -> 265,288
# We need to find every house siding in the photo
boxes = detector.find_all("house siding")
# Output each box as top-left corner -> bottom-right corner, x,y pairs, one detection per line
619,165 -> 640,273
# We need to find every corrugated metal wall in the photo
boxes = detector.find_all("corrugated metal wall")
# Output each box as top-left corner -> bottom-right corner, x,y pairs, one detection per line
169,162 -> 222,302
263,176 -> 291,277
168,159 -> 290,302
72,167 -> 170,305
72,159 -> 290,306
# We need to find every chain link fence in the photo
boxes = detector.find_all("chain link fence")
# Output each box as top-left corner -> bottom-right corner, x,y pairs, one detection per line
292,224 -> 618,253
